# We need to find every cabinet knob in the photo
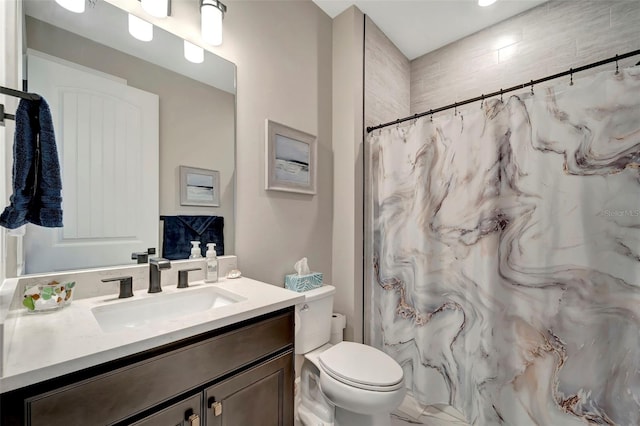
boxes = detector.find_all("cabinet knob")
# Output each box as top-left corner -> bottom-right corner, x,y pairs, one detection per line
184,409 -> 200,426
207,397 -> 223,416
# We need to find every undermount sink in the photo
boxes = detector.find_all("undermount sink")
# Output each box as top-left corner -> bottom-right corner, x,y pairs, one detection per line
91,286 -> 245,333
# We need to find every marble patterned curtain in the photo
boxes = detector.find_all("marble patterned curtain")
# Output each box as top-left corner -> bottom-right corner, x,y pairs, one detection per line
368,67 -> 640,425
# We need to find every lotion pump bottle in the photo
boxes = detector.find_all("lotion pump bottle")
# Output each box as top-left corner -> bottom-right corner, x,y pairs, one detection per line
189,241 -> 202,259
205,243 -> 218,283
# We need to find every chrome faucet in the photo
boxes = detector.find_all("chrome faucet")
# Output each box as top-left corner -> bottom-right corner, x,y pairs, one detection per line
149,257 -> 171,293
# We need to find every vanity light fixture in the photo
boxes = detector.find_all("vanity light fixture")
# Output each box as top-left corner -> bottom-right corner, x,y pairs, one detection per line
141,0 -> 171,19
184,40 -> 204,64
200,0 -> 227,46
55,0 -> 85,13
478,0 -> 497,6
128,14 -> 153,42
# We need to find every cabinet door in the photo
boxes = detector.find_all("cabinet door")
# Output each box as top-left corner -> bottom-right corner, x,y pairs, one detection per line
205,351 -> 293,426
131,394 -> 202,426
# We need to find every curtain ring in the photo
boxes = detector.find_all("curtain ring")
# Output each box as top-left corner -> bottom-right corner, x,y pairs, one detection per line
530,80 -> 534,95
500,89 -> 503,102
615,54 -> 619,75
430,109 -> 433,122
480,94 -> 484,109
570,68 -> 574,86
454,102 -> 457,116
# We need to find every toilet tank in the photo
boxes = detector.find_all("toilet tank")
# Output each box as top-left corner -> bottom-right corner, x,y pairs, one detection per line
295,285 -> 336,354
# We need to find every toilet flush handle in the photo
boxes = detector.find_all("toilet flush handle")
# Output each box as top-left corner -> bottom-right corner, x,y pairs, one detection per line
300,303 -> 309,312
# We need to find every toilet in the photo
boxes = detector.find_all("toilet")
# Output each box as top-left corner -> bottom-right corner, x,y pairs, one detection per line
295,285 -> 405,426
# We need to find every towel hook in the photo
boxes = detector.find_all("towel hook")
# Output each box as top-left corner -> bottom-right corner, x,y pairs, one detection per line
569,68 -> 574,86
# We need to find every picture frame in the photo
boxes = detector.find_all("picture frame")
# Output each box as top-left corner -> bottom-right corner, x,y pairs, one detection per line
265,119 -> 317,195
180,166 -> 220,207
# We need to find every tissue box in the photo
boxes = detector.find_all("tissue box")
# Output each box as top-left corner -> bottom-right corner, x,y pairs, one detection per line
285,272 -> 323,292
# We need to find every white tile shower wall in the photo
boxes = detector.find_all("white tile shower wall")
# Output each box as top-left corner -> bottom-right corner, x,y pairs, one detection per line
363,15 -> 411,344
410,0 -> 640,114
364,16 -> 411,130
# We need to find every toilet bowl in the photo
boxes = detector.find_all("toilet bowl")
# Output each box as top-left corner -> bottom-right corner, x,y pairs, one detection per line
295,285 -> 405,426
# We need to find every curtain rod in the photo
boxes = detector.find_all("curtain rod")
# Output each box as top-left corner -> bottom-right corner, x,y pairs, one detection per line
367,49 -> 640,134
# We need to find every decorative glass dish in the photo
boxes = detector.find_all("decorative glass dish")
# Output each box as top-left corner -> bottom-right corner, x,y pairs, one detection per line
22,281 -> 76,312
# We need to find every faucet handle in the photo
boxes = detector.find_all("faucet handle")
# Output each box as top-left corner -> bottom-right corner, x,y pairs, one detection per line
101,276 -> 134,298
132,248 -> 157,264
178,268 -> 202,289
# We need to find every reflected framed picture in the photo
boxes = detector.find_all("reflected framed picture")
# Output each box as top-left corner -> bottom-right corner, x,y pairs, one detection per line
265,119 -> 317,195
180,166 -> 220,207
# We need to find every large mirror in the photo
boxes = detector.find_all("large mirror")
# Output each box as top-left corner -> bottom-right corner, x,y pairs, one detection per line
17,0 -> 235,274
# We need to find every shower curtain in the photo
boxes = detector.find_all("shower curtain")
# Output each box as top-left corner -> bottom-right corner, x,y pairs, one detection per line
367,67 -> 640,425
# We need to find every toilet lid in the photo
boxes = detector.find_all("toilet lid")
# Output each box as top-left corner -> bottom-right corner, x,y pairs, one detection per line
318,342 -> 403,390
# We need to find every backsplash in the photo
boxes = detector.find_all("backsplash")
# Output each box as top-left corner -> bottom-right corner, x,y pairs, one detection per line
8,255 -> 237,311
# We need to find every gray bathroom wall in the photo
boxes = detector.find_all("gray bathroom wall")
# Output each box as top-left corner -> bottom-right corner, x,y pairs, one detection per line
221,1 -> 334,288
411,0 -> 640,114
332,6 -> 364,342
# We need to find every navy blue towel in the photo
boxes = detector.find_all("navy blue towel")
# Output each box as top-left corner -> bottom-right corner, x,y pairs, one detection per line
161,215 -> 224,260
0,97 -> 63,229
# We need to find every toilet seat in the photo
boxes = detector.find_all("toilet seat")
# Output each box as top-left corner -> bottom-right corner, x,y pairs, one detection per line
318,342 -> 404,391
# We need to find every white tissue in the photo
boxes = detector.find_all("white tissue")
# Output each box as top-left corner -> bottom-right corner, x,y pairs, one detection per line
294,257 -> 311,276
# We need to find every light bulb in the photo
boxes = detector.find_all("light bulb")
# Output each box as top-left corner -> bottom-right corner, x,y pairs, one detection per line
141,0 -> 169,19
201,1 -> 223,46
55,0 -> 85,13
184,41 -> 204,64
128,14 -> 153,42
478,0 -> 497,6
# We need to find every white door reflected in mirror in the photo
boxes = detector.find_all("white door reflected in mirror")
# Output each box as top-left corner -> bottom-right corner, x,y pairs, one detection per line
24,52 -> 159,274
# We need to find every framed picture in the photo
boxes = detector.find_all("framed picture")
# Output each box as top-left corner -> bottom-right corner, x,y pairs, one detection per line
265,119 -> 317,195
180,166 -> 220,207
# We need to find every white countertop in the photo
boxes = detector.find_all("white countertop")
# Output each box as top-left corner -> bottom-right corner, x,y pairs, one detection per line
0,277 -> 304,392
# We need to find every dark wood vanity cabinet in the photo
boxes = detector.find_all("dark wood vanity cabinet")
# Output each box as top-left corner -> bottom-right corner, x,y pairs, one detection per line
204,351 -> 292,426
0,308 -> 294,426
131,394 -> 203,426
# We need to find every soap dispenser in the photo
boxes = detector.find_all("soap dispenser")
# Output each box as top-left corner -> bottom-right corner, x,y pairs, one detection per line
189,241 -> 202,259
205,243 -> 218,283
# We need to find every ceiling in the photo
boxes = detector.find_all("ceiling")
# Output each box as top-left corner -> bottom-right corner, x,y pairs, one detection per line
312,0 -> 546,60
